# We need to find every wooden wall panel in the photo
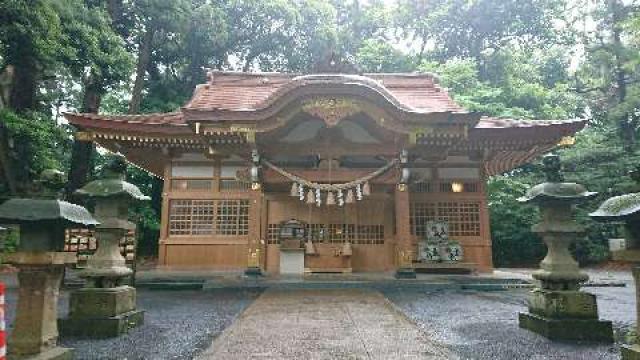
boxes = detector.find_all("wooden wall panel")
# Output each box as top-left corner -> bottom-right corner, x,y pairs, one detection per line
350,244 -> 394,271
162,244 -> 248,269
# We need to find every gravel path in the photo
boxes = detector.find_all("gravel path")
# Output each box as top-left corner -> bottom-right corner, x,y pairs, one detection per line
383,285 -> 634,360
5,288 -> 261,360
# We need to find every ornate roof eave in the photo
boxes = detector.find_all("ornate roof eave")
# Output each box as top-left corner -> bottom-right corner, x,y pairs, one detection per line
181,80 -> 480,133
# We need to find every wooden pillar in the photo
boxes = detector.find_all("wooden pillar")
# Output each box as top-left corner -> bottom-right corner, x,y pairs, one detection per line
394,185 -> 416,278
246,187 -> 263,275
158,163 -> 171,266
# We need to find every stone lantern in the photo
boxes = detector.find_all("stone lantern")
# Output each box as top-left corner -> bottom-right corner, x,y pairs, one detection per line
0,169 -> 98,360
60,154 -> 149,338
590,167 -> 640,358
517,154 -> 613,342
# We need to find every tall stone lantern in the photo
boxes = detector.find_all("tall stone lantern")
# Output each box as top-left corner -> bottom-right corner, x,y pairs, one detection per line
60,154 -> 149,338
0,169 -> 99,360
590,167 -> 640,358
517,154 -> 613,342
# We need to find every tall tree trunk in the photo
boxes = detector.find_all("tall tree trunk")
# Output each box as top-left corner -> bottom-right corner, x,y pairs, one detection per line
65,76 -> 102,200
129,29 -> 154,114
8,63 -> 38,113
0,122 -> 17,195
609,0 -> 634,151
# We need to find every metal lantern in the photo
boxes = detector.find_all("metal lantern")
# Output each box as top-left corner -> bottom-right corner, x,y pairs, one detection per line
278,219 -> 307,249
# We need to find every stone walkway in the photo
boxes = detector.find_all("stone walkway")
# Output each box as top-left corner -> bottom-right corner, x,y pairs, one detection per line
197,289 -> 453,360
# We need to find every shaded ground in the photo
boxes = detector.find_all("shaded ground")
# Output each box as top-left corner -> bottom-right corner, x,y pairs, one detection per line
383,283 -> 634,360
5,288 -> 261,360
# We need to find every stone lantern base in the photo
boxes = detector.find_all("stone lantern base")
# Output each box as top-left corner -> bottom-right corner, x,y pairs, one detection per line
519,289 -> 613,342
59,286 -> 144,338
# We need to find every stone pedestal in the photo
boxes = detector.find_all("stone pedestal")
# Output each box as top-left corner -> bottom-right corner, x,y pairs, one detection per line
622,267 -> 640,359
8,253 -> 75,360
60,286 -> 144,338
517,154 -> 612,342
280,248 -> 305,275
519,289 -> 613,342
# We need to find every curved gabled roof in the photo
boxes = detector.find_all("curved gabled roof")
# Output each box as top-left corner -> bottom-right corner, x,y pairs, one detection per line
184,72 -> 463,114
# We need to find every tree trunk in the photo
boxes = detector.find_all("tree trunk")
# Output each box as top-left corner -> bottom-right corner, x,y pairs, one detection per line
65,76 -> 102,200
609,0 -> 634,151
8,63 -> 38,113
128,29 -> 154,114
0,122 -> 17,195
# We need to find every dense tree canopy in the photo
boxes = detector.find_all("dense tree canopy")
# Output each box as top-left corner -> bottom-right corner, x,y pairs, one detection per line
1,0 -> 640,265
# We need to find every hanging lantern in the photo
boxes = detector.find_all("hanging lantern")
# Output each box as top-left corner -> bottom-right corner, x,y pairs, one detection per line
315,188 -> 322,207
290,182 -> 299,197
299,184 -> 305,201
326,191 -> 336,206
363,182 -> 371,196
306,189 -> 315,204
342,241 -> 353,256
345,189 -> 355,204
356,184 -> 363,201
337,190 -> 345,206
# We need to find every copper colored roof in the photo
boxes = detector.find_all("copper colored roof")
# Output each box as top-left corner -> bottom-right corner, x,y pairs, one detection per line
184,72 -> 463,114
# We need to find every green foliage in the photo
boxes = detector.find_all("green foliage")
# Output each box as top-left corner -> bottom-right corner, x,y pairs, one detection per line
0,110 -> 70,192
488,176 -> 545,267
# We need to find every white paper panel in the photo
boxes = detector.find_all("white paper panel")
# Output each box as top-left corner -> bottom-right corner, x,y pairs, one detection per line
171,164 -> 214,178
438,167 -> 480,179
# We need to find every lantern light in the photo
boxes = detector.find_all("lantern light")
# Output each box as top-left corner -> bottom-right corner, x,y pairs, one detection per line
451,181 -> 464,193
251,182 -> 261,191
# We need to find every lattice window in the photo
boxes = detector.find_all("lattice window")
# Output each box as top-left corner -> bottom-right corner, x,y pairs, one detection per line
267,224 -> 280,244
410,201 -> 481,237
215,200 -> 249,235
171,179 -> 213,191
439,182 -> 480,193
410,182 -> 434,193
169,199 -> 249,236
266,223 -> 384,245
220,179 -> 250,192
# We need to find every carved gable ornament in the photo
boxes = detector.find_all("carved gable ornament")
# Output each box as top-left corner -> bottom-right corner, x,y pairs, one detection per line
302,98 -> 360,127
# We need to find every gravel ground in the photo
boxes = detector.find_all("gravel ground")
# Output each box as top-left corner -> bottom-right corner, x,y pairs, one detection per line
5,288 -> 261,360
383,284 -> 635,360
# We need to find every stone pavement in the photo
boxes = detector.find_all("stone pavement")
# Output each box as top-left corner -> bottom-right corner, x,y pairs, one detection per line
197,289 -> 454,360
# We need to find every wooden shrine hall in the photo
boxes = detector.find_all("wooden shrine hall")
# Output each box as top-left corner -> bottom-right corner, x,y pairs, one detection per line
65,71 -> 585,275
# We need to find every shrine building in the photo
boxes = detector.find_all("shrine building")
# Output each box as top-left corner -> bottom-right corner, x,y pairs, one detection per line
65,71 -> 585,275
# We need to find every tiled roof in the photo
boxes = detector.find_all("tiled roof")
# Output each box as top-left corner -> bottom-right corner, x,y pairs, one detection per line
64,71 -> 586,137
183,72 -> 463,113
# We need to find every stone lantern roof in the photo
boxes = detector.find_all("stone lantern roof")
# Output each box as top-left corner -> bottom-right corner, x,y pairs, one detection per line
518,155 -> 597,204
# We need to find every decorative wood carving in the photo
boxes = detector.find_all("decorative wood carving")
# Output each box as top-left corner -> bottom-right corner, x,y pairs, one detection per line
302,98 -> 360,127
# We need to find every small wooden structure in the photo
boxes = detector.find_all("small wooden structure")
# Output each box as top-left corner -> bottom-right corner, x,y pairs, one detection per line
65,71 -> 586,274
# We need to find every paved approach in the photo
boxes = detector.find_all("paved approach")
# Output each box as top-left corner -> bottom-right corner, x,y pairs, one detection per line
197,289 -> 453,360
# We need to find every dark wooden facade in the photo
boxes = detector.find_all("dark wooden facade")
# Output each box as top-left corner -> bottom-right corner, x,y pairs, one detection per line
66,72 -> 586,273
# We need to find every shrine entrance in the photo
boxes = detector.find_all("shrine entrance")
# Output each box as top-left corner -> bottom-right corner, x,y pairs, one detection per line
264,194 -> 395,274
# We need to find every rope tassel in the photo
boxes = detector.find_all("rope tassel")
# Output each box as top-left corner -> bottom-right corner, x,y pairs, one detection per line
345,189 -> 355,204
306,189 -> 315,204
363,182 -> 371,196
326,191 -> 336,206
